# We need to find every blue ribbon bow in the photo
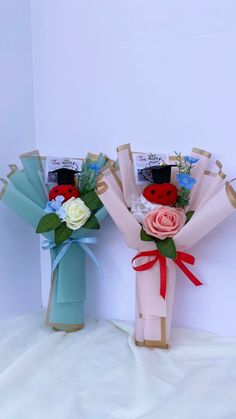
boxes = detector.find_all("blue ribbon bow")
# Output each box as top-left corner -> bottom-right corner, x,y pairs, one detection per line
42,237 -> 102,277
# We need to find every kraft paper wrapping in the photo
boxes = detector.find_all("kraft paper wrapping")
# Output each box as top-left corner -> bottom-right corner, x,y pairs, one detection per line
96,144 -> 236,348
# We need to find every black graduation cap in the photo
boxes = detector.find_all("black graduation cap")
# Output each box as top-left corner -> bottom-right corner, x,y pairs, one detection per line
49,168 -> 79,185
140,165 -> 176,184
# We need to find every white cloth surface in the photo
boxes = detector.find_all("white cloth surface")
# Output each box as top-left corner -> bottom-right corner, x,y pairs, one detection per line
0,310 -> 236,419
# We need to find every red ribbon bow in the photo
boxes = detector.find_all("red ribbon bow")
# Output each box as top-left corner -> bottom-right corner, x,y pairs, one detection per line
132,250 -> 202,299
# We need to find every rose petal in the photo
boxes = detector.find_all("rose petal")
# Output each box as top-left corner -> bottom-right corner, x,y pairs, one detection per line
143,205 -> 186,240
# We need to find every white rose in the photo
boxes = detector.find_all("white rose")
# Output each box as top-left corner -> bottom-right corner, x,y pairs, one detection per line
62,197 -> 91,230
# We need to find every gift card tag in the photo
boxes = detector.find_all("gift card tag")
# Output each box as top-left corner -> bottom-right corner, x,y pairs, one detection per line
133,152 -> 168,185
45,157 -> 83,184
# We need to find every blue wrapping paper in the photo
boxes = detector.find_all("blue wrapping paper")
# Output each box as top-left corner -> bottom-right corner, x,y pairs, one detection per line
7,165 -> 45,208
46,206 -> 107,330
47,243 -> 86,329
20,151 -> 47,206
0,154 -> 107,331
0,180 -> 46,228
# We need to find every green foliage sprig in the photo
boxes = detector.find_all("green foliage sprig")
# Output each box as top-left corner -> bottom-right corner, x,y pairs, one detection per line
78,166 -> 97,194
174,151 -> 195,174
140,227 -> 177,259
176,187 -> 191,208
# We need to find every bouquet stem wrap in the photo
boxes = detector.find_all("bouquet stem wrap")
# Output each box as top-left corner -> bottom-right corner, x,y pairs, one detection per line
135,260 -> 176,348
47,242 -> 86,331
43,236 -> 102,331
96,144 -> 236,348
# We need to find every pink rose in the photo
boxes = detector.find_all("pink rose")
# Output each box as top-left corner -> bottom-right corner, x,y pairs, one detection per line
143,206 -> 186,240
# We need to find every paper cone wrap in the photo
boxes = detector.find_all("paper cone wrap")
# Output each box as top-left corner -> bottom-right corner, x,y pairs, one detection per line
135,260 -> 176,348
1,152 -> 107,332
96,144 -> 236,348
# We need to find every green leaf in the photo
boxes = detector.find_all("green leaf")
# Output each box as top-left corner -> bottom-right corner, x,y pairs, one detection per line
156,238 -> 177,259
78,166 -> 97,193
55,222 -> 73,245
83,214 -> 100,230
80,190 -> 103,211
36,213 -> 61,233
186,210 -> 194,223
140,227 -> 155,242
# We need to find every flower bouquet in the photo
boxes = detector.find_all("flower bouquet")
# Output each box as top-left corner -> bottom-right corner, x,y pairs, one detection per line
0,151 -> 108,332
96,144 -> 236,348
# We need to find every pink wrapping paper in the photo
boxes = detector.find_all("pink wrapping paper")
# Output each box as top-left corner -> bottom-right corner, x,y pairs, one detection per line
116,144 -> 139,206
96,144 -> 236,348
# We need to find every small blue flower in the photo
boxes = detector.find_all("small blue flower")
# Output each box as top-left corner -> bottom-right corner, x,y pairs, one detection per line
176,173 -> 196,190
184,156 -> 199,164
56,206 -> 66,221
88,163 -> 100,174
44,195 -> 66,220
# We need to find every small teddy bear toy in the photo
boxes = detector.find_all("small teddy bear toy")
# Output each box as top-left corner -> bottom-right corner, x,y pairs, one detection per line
142,165 -> 178,206
48,168 -> 80,202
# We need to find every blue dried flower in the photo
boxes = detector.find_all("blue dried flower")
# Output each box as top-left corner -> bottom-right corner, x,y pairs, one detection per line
88,163 -> 100,174
176,173 -> 196,190
184,156 -> 199,164
45,195 -> 66,220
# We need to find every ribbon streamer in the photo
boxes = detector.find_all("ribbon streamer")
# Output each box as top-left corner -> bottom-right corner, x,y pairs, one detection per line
132,249 -> 202,299
42,236 -> 103,278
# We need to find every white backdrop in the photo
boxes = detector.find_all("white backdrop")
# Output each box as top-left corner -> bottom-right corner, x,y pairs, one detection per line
0,0 -> 41,318
31,0 -> 236,335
